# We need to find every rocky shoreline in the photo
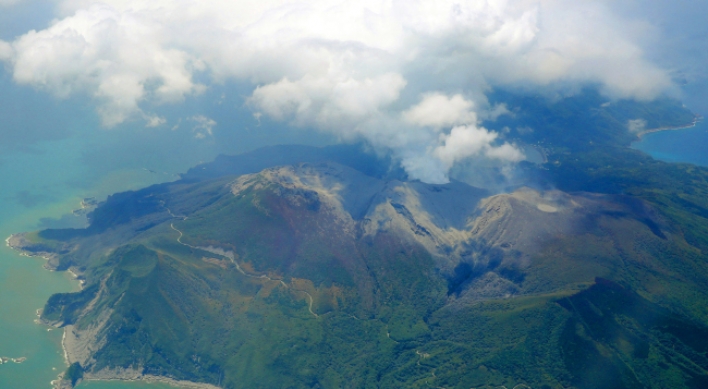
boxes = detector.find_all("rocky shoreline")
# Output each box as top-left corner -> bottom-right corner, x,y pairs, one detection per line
46,281 -> 222,389
6,233 -> 64,270
6,235 -> 221,389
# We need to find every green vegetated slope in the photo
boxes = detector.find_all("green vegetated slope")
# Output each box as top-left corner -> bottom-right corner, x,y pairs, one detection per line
19,89 -> 708,389
37,175 -> 449,388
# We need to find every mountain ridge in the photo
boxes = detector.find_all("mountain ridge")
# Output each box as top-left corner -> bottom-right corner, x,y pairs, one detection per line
10,92 -> 708,389
12,157 -> 707,388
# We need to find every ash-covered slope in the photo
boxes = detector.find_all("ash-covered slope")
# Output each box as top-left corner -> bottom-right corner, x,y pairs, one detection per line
12,146 -> 708,389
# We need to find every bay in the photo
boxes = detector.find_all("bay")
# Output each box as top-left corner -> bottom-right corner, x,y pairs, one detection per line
632,119 -> 708,167
0,132 -> 219,389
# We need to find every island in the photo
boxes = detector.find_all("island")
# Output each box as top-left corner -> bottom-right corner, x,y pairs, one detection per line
11,89 -> 708,389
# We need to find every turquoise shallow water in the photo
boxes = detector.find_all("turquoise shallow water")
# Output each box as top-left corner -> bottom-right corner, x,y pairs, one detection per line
0,73 -> 336,388
2,117 -> 705,389
632,119 -> 708,167
0,133 -> 214,388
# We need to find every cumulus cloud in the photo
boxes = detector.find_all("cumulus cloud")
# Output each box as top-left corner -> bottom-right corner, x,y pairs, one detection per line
7,4 -> 203,126
250,73 -> 407,127
435,125 -> 524,169
403,94 -> 476,128
0,0 -> 677,182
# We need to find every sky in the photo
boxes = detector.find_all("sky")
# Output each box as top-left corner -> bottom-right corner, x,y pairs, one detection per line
0,0 -> 706,184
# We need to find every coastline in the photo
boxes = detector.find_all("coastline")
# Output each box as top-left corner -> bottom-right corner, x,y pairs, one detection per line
81,374 -> 221,389
634,116 -> 703,139
5,233 -> 62,270
51,366 -> 222,389
7,234 -> 218,389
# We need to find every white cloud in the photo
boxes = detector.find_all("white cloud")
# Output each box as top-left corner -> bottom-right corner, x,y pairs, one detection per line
403,93 -> 476,129
7,4 -> 202,126
250,73 -> 406,127
485,142 -> 525,162
627,118 -> 647,133
190,115 -> 216,139
485,104 -> 511,121
145,114 -> 166,128
434,124 -> 524,170
0,0 -> 677,182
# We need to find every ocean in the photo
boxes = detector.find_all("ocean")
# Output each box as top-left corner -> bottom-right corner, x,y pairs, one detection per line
0,130 -> 223,389
0,72 -> 335,388
1,96 -> 706,388
632,119 -> 708,167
